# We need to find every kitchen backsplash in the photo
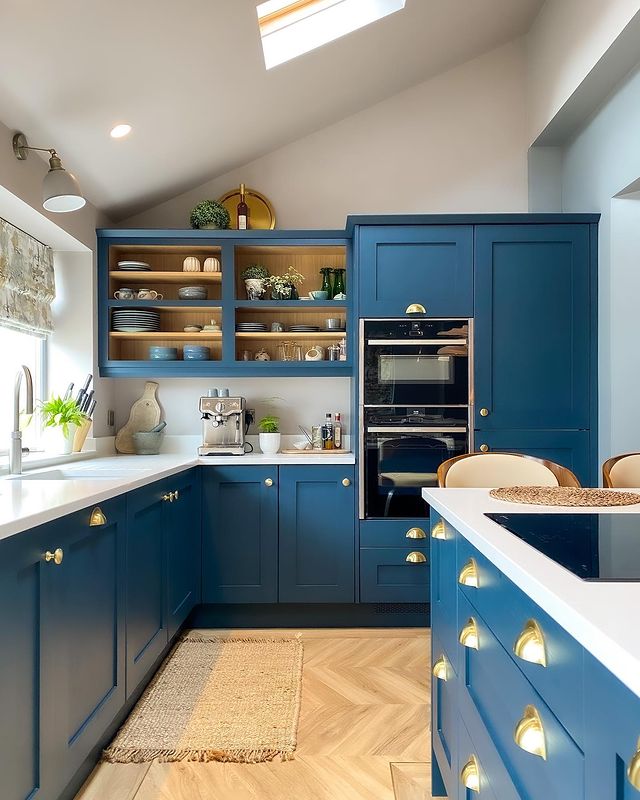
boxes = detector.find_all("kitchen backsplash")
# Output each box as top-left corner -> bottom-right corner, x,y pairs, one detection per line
111,377 -> 352,436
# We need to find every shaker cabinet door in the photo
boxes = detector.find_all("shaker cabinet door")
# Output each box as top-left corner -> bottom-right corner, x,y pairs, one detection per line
202,466 -> 278,603
474,224 -> 591,431
357,225 -> 473,317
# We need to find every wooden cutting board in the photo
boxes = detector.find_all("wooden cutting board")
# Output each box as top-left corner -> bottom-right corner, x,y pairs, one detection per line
115,382 -> 161,454
280,449 -> 351,455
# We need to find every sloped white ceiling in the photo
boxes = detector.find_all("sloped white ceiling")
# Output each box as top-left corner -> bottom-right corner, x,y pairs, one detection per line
0,0 -> 542,219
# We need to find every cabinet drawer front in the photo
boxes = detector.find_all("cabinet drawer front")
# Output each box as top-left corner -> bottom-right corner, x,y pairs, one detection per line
457,535 -> 584,745
431,629 -> 458,799
360,518 -> 431,548
458,592 -> 584,800
430,513 -> 459,674
458,709 -> 519,800
360,547 -> 429,602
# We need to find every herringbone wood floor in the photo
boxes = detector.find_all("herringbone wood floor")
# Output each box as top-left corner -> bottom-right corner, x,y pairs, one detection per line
76,628 -> 432,800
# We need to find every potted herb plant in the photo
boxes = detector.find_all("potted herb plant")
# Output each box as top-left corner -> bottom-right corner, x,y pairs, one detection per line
241,264 -> 270,300
189,199 -> 230,230
39,395 -> 85,454
266,265 -> 305,300
258,415 -> 281,455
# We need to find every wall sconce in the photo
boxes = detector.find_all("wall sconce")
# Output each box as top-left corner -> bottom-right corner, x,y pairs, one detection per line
13,131 -> 86,213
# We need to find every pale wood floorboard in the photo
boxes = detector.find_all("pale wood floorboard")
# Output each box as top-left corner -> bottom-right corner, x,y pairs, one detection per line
75,628 -> 432,800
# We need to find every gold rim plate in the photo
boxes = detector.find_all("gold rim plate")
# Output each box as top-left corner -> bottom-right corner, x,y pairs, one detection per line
218,187 -> 276,230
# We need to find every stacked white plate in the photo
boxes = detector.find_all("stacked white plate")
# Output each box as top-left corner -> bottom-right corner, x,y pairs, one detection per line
112,309 -> 160,332
236,322 -> 268,332
117,260 -> 151,271
288,325 -> 320,332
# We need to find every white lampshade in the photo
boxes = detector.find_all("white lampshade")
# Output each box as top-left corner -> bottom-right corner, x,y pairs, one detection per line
42,153 -> 86,213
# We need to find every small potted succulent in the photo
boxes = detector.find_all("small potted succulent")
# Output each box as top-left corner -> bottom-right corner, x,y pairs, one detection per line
241,264 -> 270,300
39,395 -> 85,454
189,199 -> 230,230
258,415 -> 280,455
266,265 -> 305,300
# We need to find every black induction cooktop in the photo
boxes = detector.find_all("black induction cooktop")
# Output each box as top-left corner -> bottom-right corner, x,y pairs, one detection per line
485,513 -> 640,582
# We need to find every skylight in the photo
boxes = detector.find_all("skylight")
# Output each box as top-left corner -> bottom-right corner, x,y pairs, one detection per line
257,0 -> 406,69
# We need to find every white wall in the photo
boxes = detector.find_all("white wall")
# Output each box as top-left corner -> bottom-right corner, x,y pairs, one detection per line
561,63 -> 640,462
112,377 -> 351,439
526,0 -> 640,142
123,42 -> 529,230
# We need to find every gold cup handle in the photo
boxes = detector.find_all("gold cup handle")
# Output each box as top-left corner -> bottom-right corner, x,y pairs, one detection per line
89,507 -> 107,527
405,303 -> 426,315
431,520 -> 446,540
458,558 -> 479,588
460,755 -> 480,792
514,705 -> 547,759
628,738 -> 640,789
406,527 -> 426,539
44,548 -> 64,565
513,619 -> 547,667
432,655 -> 448,681
405,551 -> 427,563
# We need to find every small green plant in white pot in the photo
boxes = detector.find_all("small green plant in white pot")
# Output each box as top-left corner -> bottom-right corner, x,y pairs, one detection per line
39,395 -> 85,454
258,415 -> 280,455
189,200 -> 230,230
241,264 -> 270,300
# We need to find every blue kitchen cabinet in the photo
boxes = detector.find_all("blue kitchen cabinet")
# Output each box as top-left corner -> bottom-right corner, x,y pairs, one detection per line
585,653 -> 640,799
166,469 -> 201,638
357,225 -> 473,317
202,466 -> 278,603
41,498 -> 127,799
278,465 -> 355,603
473,429 -> 591,487
360,547 -> 429,602
125,481 -> 170,697
474,224 -> 592,431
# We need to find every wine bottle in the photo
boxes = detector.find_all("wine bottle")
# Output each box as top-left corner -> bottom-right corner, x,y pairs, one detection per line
333,412 -> 342,449
237,183 -> 248,230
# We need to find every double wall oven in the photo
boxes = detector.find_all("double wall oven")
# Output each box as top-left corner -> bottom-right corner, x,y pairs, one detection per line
359,318 -> 472,518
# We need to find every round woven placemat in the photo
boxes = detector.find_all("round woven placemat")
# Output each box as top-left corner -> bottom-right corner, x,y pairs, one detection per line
489,486 -> 640,507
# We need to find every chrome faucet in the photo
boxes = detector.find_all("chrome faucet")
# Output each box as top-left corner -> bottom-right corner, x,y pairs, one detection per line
10,365 -> 34,475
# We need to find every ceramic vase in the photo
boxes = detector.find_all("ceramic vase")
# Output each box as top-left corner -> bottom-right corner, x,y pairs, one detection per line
59,424 -> 78,455
245,278 -> 265,300
259,432 -> 281,455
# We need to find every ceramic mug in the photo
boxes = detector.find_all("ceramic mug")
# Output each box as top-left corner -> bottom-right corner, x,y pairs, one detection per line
305,346 -> 325,361
271,321 -> 284,332
137,289 -> 163,300
114,288 -> 134,300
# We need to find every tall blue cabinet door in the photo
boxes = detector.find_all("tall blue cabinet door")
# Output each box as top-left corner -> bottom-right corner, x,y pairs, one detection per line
474,429 -> 590,486
166,469 -> 202,639
0,527 -> 45,800
474,224 -> 591,430
358,226 -> 473,317
278,466 -> 355,603
40,498 -> 126,799
202,466 -> 278,604
126,481 -> 169,698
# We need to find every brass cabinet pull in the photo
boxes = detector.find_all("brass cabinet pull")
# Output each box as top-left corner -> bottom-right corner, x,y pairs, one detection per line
480,407 -> 490,417
44,548 -> 64,565
514,705 -> 547,759
342,478 -> 351,487
458,558 -> 479,588
459,618 -> 479,650
460,755 -> 480,792
406,526 -> 426,539
173,489 -> 180,501
405,551 -> 427,564
432,654 -> 448,681
627,737 -> 640,789
162,492 -> 174,502
264,478 -> 274,487
479,444 -> 489,453
513,619 -> 547,667
405,303 -> 426,314
431,520 -> 446,540
89,507 -> 107,526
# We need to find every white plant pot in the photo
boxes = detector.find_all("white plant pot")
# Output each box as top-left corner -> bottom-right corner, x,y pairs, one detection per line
244,278 -> 266,300
59,424 -> 78,455
259,432 -> 281,455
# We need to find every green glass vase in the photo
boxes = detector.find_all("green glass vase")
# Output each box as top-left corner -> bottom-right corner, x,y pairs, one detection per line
332,268 -> 346,297
319,267 -> 334,299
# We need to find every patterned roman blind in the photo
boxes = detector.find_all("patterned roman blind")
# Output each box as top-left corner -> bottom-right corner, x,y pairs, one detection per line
0,216 -> 55,335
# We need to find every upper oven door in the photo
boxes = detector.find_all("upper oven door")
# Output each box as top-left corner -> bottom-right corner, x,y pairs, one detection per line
363,320 -> 469,406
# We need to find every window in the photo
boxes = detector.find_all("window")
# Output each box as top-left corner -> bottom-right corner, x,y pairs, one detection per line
257,0 -> 406,69
0,328 -> 47,453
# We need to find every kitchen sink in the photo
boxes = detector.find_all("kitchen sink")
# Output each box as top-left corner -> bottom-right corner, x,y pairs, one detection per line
6,467 -> 153,481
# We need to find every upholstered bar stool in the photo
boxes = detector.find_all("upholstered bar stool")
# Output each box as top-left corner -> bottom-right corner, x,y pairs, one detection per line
437,452 -> 581,489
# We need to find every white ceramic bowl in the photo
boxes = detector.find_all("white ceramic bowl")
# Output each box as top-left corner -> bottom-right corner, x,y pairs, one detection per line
292,439 -> 310,450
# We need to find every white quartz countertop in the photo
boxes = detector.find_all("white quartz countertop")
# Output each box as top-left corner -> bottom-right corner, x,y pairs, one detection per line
423,488 -> 640,698
0,449 -> 355,542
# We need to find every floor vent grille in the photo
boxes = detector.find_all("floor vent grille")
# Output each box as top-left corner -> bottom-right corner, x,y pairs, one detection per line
373,603 -> 429,615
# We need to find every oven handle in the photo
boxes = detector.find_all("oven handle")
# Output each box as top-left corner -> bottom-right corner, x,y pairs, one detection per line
367,339 -> 467,346
366,426 -> 468,434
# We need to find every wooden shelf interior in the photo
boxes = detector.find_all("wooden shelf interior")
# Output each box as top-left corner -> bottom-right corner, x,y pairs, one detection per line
234,245 -> 346,300
109,333 -> 222,361
236,306 -> 346,329
110,306 -> 221,338
109,244 -> 223,300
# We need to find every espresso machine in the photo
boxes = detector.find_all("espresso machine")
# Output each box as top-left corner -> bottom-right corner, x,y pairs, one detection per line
198,395 -> 247,456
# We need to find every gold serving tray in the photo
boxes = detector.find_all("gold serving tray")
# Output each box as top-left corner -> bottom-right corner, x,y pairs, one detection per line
218,187 -> 276,230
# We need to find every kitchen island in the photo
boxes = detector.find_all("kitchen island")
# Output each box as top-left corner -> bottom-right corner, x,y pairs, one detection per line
424,487 -> 640,799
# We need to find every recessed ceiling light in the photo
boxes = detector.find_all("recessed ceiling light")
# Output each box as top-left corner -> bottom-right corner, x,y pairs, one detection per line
110,124 -> 132,139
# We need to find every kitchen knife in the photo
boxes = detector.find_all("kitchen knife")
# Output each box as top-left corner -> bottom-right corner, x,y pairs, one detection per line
75,374 -> 92,408
81,390 -> 94,414
64,382 -> 74,400
86,399 -> 97,418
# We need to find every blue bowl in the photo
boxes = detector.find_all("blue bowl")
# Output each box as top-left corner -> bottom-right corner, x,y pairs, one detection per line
149,346 -> 178,360
183,349 -> 210,361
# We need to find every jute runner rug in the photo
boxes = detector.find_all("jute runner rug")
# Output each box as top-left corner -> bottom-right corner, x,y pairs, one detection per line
103,633 -> 304,764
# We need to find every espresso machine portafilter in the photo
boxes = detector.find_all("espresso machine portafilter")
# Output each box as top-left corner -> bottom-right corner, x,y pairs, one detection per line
198,395 -> 246,456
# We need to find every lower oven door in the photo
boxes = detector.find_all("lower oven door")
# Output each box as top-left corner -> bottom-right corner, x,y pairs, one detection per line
363,427 -> 469,519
